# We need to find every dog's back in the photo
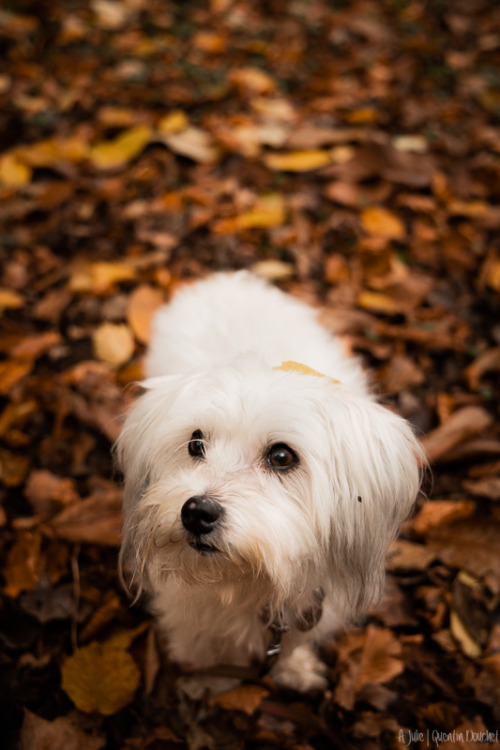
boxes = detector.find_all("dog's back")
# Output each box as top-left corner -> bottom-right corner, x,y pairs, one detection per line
146,271 -> 367,393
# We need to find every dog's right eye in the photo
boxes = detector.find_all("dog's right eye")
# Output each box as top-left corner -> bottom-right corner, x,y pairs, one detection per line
188,430 -> 206,459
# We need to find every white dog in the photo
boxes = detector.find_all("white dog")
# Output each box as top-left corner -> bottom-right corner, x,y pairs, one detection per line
116,271 -> 422,691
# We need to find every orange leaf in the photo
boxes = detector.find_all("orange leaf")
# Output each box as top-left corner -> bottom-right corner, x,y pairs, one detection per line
61,640 -> 140,715
210,684 -> 269,715
361,206 -> 405,239
69,261 -> 135,293
127,285 -> 164,344
264,149 -> 331,172
0,154 -> 32,187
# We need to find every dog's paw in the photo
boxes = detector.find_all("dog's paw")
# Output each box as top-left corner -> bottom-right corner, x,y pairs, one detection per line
271,644 -> 328,692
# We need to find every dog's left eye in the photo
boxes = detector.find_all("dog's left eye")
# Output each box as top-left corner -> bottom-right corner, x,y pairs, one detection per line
188,430 -> 206,459
266,443 -> 298,470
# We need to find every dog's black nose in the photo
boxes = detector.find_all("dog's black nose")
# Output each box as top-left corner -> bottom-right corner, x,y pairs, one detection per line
181,496 -> 222,535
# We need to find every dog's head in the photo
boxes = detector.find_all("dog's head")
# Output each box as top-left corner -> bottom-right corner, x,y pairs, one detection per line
116,359 -> 423,618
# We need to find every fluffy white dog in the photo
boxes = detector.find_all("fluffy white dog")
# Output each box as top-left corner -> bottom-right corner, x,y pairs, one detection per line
116,271 -> 422,691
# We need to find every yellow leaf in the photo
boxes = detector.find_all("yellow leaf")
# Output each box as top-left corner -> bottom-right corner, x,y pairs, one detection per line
215,194 -> 285,233
16,137 -> 89,167
93,323 -> 135,366
264,149 -> 331,172
0,154 -> 32,187
357,291 -> 398,313
361,207 -> 405,239
69,261 -> 135,293
158,110 -> 189,134
61,640 -> 140,715
106,623 -> 149,650
127,285 -> 164,344
0,288 -> 24,313
90,126 -> 151,169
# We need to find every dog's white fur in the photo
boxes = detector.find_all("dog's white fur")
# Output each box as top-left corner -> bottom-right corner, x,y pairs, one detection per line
116,272 -> 422,691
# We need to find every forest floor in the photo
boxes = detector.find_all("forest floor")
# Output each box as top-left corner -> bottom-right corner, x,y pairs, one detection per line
1,1 -> 500,748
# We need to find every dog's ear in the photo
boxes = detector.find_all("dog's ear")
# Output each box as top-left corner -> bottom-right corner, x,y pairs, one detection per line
324,396 -> 424,617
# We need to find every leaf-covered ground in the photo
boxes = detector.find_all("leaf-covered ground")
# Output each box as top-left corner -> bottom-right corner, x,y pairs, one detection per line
1,1 -> 500,748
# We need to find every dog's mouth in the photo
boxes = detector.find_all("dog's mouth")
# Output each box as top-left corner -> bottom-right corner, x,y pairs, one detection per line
188,538 -> 221,556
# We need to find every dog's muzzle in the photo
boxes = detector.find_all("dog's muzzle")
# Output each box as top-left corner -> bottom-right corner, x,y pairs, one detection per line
181,495 -> 223,554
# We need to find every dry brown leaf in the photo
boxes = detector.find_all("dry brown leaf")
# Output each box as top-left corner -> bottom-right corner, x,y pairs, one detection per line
466,347 -> 500,390
421,406 -> 494,464
127,285 -> 164,344
378,353 -> 425,393
450,610 -> 482,659
356,626 -> 404,690
90,126 -> 151,169
25,470 -> 79,516
0,447 -> 31,486
462,477 -> 500,501
4,530 -> 43,598
49,487 -> 123,546
61,640 -> 140,715
264,149 -> 331,172
387,539 -> 437,571
412,500 -> 476,536
361,207 -> 405,239
428,519 -> 500,592
210,684 -> 269,715
93,323 -> 135,366
19,709 -> 105,750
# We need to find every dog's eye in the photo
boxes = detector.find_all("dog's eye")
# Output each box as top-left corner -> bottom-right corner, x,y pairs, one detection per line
188,430 -> 206,459
266,443 -> 298,470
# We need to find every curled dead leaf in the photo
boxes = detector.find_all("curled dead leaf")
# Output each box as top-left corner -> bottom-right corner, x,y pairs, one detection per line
361,207 -> 405,239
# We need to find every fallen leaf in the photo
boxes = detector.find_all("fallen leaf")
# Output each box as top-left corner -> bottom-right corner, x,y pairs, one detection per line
93,323 -> 135,366
462,477 -> 500,501
127,285 -> 164,344
25,469 -> 79,516
0,288 -> 24,313
210,684 -> 269,715
0,447 -> 31,486
412,500 -> 476,536
19,709 -> 105,750
466,347 -> 500,390
251,259 -> 295,281
0,153 -> 32,187
0,356 -> 33,395
162,126 -> 220,164
214,194 -> 286,233
361,207 -> 405,239
4,530 -> 43,598
421,406 -> 494,464
61,639 -> 140,715
264,149 -> 332,172
49,486 -> 123,546
69,261 -> 135,293
357,291 -> 398,314
230,67 -> 275,94
90,126 -> 151,169
387,540 -> 437,571
158,110 -> 190,134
